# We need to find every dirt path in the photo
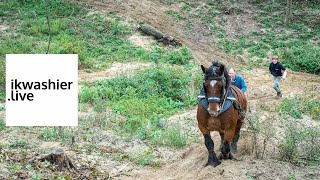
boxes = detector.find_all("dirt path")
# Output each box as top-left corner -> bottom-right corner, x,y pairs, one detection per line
79,62 -> 152,82
118,143 -> 319,180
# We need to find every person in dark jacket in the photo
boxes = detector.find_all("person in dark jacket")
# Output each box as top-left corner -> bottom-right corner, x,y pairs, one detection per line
228,68 -> 248,99
269,56 -> 287,98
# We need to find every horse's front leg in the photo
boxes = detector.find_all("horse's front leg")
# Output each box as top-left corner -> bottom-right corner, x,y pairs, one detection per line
203,134 -> 221,167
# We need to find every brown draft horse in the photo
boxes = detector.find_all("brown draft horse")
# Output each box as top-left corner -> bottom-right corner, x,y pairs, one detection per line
197,62 -> 247,167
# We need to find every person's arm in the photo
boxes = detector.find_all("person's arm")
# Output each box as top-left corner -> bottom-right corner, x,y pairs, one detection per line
282,70 -> 287,79
269,63 -> 273,75
280,63 -> 287,79
240,77 -> 247,92
269,64 -> 272,74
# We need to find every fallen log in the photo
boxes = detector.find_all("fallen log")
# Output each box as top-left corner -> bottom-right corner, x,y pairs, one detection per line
138,25 -> 182,46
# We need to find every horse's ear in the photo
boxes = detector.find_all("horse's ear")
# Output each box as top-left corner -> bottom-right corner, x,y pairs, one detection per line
218,65 -> 225,75
201,65 -> 207,74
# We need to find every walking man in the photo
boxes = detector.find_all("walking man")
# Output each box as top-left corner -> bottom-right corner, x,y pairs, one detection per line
269,56 -> 287,98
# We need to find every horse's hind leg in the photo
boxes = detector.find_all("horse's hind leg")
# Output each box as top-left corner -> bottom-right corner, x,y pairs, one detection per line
231,134 -> 240,153
220,132 -> 238,154
231,120 -> 243,153
219,129 -> 234,160
219,132 -> 224,152
203,134 -> 221,167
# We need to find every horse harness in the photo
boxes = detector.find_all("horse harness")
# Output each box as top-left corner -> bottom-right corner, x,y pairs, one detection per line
198,67 -> 245,117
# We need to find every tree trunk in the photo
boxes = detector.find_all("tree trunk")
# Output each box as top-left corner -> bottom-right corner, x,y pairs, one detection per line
138,25 -> 181,46
286,0 -> 293,25
30,147 -> 76,172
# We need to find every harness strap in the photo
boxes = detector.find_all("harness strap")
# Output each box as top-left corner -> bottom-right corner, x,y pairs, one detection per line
230,86 -> 246,118
208,97 -> 221,103
220,88 -> 228,111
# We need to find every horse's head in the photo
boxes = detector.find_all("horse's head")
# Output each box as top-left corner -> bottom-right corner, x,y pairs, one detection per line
201,62 -> 230,117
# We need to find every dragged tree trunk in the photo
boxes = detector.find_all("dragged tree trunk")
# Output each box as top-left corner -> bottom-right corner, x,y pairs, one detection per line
138,25 -> 182,46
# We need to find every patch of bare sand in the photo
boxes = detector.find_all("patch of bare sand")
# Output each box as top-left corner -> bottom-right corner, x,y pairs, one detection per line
0,20 -> 9,33
128,32 -> 157,50
79,62 -> 152,82
39,142 -> 62,149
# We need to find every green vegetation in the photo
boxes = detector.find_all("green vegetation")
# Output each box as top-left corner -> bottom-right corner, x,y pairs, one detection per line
0,117 -> 5,131
174,0 -> 319,73
0,0 -> 193,95
246,1 -> 319,73
279,122 -> 320,165
131,148 -> 160,167
0,0 -> 197,150
278,96 -> 320,121
80,64 -> 201,147
9,139 -> 29,148
151,127 -> 187,147
38,127 -> 72,141
165,10 -> 185,21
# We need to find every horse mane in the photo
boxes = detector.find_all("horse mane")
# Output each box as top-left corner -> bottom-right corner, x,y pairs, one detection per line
211,61 -> 231,89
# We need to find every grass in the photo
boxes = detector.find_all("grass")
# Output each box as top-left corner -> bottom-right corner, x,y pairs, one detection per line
130,148 -> 160,167
9,139 -> 29,148
0,117 -> 5,131
165,10 -> 185,21
38,127 -> 72,141
151,127 -> 187,148
278,96 -> 320,121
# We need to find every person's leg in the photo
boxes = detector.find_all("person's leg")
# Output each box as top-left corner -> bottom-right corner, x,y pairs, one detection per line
273,76 -> 282,97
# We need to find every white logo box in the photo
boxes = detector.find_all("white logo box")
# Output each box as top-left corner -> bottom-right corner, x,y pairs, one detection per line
6,54 -> 78,126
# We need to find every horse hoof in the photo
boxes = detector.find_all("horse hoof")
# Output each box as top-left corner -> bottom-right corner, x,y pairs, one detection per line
205,161 -> 221,167
218,153 -> 233,160
228,153 -> 233,160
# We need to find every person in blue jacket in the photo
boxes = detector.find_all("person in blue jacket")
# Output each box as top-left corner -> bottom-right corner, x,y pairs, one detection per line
228,68 -> 248,98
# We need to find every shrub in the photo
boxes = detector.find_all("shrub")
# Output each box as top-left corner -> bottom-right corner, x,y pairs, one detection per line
280,43 -> 320,74
279,122 -> 320,165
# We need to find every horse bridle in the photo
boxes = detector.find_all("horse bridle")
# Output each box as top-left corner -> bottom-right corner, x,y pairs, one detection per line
203,74 -> 227,111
